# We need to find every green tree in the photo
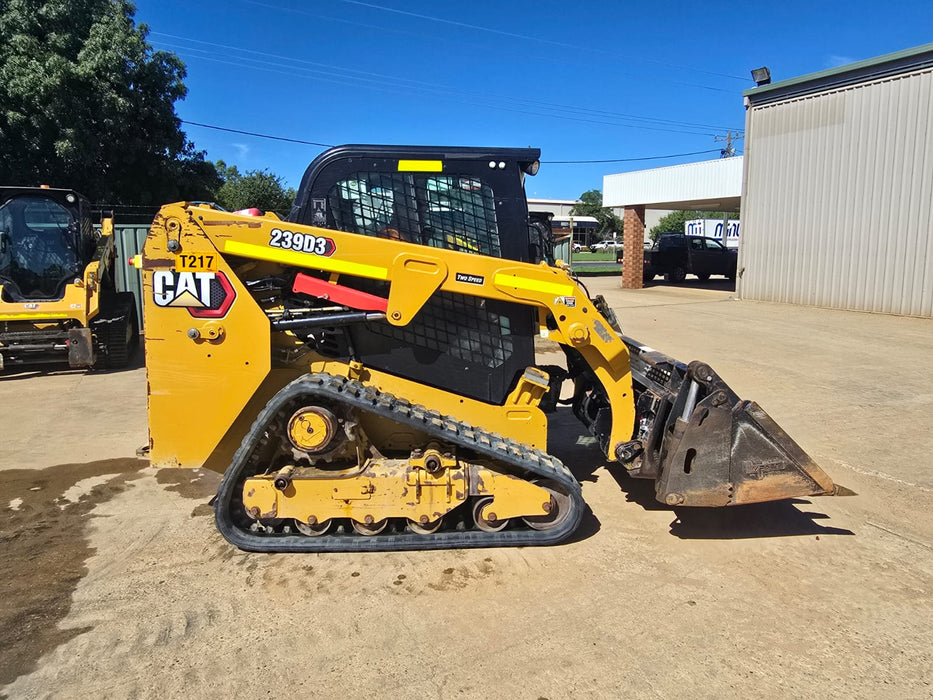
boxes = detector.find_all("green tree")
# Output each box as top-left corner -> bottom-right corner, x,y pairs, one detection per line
0,0 -> 220,204
570,189 -> 623,236
649,210 -> 740,241
214,161 -> 295,215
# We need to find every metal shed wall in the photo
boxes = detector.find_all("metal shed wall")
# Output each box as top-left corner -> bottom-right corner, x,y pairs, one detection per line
113,225 -> 147,328
739,64 -> 933,317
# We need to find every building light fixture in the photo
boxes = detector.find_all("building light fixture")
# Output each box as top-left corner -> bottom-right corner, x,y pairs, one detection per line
751,67 -> 772,86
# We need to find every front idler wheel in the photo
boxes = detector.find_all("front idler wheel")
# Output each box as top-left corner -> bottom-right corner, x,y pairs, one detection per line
522,480 -> 572,531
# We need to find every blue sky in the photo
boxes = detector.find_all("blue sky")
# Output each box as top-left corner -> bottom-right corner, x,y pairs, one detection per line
134,0 -> 932,199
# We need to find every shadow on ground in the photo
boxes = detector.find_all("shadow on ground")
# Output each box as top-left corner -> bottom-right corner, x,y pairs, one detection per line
606,463 -> 854,539
642,276 -> 736,292
668,500 -> 854,539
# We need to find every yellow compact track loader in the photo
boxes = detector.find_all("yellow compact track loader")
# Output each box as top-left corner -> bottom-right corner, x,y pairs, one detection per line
0,187 -> 138,370
142,145 -> 835,552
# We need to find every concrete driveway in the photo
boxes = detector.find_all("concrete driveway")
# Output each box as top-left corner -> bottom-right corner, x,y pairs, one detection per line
1,277 -> 930,698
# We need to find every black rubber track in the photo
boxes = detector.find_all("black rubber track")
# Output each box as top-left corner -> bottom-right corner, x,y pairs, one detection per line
214,373 -> 585,552
95,293 -> 139,369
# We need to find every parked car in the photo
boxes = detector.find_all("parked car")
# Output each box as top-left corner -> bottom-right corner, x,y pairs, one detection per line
589,239 -> 622,251
643,233 -> 737,283
572,242 -> 583,253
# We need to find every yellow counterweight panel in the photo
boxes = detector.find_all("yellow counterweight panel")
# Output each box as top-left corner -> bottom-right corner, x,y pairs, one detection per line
144,207 -> 271,468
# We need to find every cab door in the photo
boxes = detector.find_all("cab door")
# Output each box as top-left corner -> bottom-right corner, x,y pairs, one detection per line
703,237 -> 731,276
688,236 -> 711,277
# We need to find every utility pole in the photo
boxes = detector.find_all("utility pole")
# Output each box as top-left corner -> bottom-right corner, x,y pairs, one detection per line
568,213 -> 574,263
714,131 -> 743,284
715,130 -> 742,159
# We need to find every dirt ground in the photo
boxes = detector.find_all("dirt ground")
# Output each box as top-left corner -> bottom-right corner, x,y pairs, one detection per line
1,277 -> 930,698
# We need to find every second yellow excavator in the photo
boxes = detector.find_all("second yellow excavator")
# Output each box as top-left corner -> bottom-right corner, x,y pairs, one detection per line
141,145 -> 835,552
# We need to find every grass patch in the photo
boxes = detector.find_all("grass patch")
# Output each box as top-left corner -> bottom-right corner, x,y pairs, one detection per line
572,265 -> 621,275
572,251 -> 617,262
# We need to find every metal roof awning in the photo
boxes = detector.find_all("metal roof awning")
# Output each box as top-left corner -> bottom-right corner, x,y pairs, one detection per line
603,157 -> 743,211
552,215 -> 599,226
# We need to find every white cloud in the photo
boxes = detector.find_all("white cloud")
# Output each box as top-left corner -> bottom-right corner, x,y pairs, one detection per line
232,142 -> 250,159
827,55 -> 855,69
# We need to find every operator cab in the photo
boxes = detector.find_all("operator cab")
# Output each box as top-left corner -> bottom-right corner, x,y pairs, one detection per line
284,146 -> 545,404
0,187 -> 97,301
287,145 -> 544,263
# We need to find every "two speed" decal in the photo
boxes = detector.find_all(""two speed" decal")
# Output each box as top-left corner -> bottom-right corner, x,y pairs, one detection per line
269,228 -> 336,257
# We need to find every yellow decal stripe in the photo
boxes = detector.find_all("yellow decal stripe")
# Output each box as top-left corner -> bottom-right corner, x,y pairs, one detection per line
398,159 -> 443,172
494,273 -> 574,297
223,240 -> 389,280
0,312 -> 76,320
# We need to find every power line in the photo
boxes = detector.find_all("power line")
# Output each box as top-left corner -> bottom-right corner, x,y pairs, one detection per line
155,34 -> 742,136
244,3 -> 741,95
165,46 -> 720,136
180,118 -> 727,165
154,32 -> 740,131
332,0 -> 751,82
542,148 -> 724,164
182,120 -> 334,147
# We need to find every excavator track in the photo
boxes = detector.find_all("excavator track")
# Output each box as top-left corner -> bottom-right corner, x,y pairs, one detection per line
214,373 -> 585,552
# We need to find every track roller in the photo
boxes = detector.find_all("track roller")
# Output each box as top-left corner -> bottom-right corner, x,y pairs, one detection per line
473,497 -> 508,532
408,517 -> 443,535
351,518 -> 388,536
294,517 -> 332,536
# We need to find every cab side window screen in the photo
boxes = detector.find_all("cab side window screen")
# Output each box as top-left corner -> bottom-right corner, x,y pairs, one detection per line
420,176 -> 500,256
328,174 -> 399,238
328,172 -> 501,256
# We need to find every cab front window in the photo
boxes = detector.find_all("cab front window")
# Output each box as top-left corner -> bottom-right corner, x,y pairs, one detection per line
0,195 -> 81,300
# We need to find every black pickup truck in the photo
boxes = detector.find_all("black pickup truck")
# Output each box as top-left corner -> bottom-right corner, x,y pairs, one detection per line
642,233 -> 737,283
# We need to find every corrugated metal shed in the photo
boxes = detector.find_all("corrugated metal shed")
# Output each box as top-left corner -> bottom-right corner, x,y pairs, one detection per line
113,225 -> 147,327
93,223 -> 147,327
739,43 -> 933,317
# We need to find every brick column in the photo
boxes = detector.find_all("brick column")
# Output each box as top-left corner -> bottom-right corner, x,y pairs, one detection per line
621,205 -> 646,289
